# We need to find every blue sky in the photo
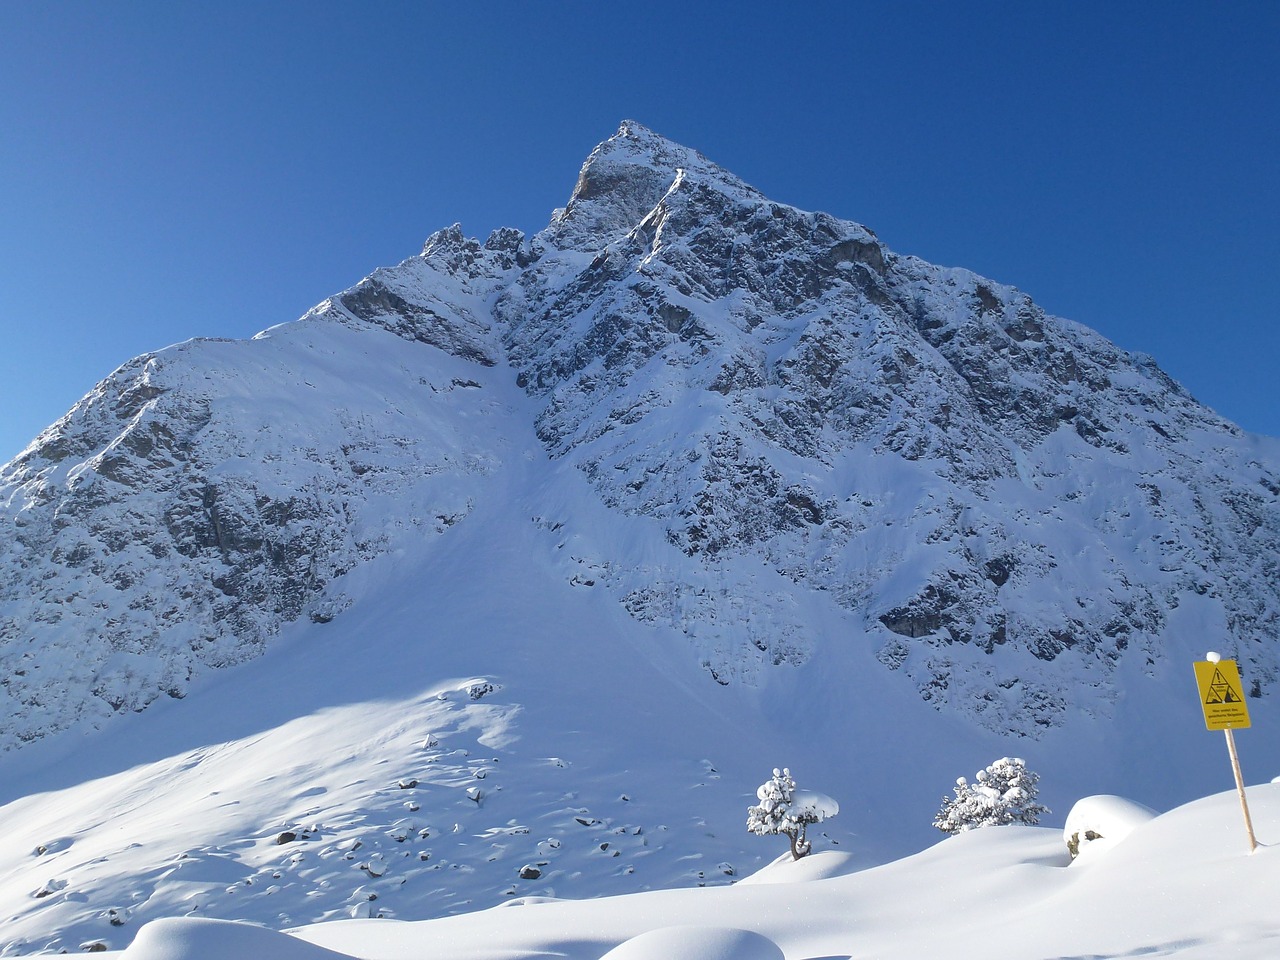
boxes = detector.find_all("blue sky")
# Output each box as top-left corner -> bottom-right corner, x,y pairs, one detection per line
2,2 -> 1277,463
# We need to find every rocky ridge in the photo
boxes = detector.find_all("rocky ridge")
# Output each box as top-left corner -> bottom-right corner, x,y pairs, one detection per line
2,120 -> 1278,749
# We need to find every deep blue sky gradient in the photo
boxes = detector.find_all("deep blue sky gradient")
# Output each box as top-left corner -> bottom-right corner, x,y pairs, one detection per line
2,2 -> 1277,462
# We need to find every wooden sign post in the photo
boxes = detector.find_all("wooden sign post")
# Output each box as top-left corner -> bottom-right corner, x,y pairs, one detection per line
1193,652 -> 1256,853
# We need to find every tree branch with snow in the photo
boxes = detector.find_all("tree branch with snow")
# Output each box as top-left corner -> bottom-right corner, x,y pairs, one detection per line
746,768 -> 839,860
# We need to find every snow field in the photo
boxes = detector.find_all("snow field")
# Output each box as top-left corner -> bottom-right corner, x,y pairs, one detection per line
146,783 -> 1280,960
0,673 -> 749,954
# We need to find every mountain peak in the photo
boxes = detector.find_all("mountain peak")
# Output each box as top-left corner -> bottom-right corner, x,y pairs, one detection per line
547,121 -> 762,251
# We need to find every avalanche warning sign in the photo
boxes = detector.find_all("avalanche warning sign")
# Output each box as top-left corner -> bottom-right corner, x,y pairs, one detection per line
1193,659 -> 1252,730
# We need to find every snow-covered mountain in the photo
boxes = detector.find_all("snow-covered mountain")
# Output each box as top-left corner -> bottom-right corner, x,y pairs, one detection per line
2,121 -> 1279,954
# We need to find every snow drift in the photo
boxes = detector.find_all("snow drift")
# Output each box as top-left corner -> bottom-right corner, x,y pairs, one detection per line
103,784 -> 1280,960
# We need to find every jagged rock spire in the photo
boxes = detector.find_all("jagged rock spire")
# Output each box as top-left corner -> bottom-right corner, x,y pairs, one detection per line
545,120 -> 764,251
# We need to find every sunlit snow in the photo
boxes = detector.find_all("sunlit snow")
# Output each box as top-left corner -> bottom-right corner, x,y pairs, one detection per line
3,122 -> 1280,958
84,786 -> 1280,959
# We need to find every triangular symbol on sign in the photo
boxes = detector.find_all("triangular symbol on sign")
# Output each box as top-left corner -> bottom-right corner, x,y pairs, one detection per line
1205,668 -> 1243,704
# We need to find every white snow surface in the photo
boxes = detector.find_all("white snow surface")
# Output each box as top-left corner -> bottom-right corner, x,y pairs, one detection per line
1064,793 -> 1159,860
81,784 -> 1280,959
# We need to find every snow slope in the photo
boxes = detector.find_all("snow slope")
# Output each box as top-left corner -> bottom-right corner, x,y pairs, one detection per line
95,784 -> 1280,959
2,474 -> 1276,952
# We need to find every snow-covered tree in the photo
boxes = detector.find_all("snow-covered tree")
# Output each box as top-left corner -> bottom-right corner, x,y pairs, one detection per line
933,757 -> 1049,834
746,767 -> 839,859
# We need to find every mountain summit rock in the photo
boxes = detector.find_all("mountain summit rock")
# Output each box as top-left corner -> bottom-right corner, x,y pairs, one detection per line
2,121 -> 1278,750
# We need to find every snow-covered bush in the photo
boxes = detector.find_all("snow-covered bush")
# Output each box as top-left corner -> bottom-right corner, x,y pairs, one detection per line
1062,795 -> 1156,860
746,768 -> 838,859
933,757 -> 1049,834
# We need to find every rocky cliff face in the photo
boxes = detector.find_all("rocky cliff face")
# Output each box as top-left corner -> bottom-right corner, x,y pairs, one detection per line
2,120 -> 1278,748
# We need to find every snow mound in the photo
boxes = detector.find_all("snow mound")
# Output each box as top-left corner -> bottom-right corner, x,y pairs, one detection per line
119,917 -> 355,960
599,925 -> 783,960
737,849 -> 859,885
1063,794 -> 1158,860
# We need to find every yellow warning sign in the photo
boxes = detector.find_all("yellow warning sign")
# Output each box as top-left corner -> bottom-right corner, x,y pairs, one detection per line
1193,659 -> 1252,730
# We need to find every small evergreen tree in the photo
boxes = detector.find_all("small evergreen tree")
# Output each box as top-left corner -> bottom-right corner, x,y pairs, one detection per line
746,767 -> 838,859
933,757 -> 1049,834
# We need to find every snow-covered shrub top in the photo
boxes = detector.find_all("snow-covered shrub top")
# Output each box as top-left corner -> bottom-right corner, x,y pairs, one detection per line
790,789 -> 840,822
934,757 -> 1049,834
747,768 -> 800,835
